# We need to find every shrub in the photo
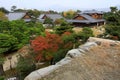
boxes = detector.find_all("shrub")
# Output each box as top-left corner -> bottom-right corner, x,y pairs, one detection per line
0,33 -> 18,54
54,25 -> 73,35
105,25 -> 120,40
77,27 -> 94,42
53,49 -> 69,64
0,20 -> 45,54
16,55 -> 36,80
0,76 -> 4,80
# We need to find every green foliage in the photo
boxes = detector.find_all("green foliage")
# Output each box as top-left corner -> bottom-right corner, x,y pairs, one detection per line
62,33 -> 76,43
53,49 -> 69,63
27,9 -> 41,18
0,20 -> 45,54
54,18 -> 66,25
82,27 -> 93,35
0,33 -> 18,54
0,7 -> 9,14
44,17 -> 53,25
104,7 -> 120,40
11,5 -> 17,12
104,7 -> 120,25
54,26 -> 73,35
0,76 -> 4,80
110,6 -> 118,13
77,27 -> 94,42
62,10 -> 76,19
16,55 -> 36,80
105,25 -> 120,40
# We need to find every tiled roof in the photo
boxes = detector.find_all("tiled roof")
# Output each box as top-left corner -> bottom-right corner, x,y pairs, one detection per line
46,14 -> 63,21
82,10 -> 104,14
80,14 -> 97,22
67,13 -> 105,23
7,12 -> 26,21
38,14 -> 63,22
67,20 -> 90,24
38,14 -> 45,19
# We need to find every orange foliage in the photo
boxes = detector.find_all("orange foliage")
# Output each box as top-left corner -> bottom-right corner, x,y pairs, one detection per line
45,32 -> 63,52
62,31 -> 71,36
31,36 -> 48,52
31,32 -> 63,61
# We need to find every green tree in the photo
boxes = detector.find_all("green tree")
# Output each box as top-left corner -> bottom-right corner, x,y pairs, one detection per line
103,7 -> 120,40
0,33 -> 18,54
76,10 -> 81,13
104,7 -> 120,25
44,17 -> 53,27
110,6 -> 118,13
53,49 -> 69,64
28,9 -> 41,18
14,9 -> 26,12
11,5 -> 17,12
0,21 -> 10,33
0,20 -> 45,54
54,18 -> 64,25
0,7 -> 9,14
54,25 -> 73,35
105,25 -> 120,40
62,10 -> 76,19
77,27 -> 94,42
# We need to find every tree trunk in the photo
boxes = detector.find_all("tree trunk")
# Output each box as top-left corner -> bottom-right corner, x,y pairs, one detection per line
0,64 -> 4,76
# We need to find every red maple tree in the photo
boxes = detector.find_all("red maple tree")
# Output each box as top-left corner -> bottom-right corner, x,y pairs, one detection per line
31,32 -> 63,61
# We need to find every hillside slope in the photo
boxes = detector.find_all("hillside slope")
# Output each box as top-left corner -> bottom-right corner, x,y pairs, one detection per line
40,45 -> 120,80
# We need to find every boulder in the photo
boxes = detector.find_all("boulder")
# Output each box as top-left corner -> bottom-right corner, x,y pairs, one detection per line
25,65 -> 60,80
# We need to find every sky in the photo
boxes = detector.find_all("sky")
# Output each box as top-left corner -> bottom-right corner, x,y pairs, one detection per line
0,0 -> 120,11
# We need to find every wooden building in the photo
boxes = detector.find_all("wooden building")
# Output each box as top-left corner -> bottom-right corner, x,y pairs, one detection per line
7,12 -> 31,22
38,14 -> 64,23
67,10 -> 105,27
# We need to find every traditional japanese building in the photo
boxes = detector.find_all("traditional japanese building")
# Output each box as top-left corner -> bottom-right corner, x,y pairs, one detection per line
38,14 -> 64,23
67,10 -> 105,27
7,12 -> 31,22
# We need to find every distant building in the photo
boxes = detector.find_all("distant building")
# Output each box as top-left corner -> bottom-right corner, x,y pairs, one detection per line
67,10 -> 106,27
38,14 -> 64,23
7,12 -> 32,22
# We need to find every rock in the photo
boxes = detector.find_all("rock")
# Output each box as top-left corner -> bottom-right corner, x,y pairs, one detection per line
25,65 -> 60,80
79,42 -> 97,51
88,37 -> 120,47
56,57 -> 72,66
66,49 -> 82,58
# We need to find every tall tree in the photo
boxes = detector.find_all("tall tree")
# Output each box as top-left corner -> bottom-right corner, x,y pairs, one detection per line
31,32 -> 62,61
110,6 -> 118,13
11,5 -> 17,12
0,7 -> 9,14
62,10 -> 76,19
